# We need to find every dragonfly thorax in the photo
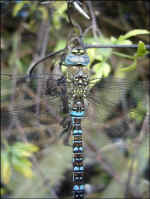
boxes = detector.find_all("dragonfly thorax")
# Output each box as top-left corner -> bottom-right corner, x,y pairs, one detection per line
71,71 -> 89,98
74,71 -> 88,85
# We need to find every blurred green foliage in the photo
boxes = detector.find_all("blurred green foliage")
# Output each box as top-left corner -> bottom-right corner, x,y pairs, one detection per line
1,142 -> 38,185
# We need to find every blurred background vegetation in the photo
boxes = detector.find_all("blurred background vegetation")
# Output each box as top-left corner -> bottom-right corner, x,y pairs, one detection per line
1,1 -> 150,199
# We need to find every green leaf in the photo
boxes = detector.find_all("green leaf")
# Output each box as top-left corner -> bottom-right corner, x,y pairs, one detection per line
13,142 -> 39,152
111,36 -> 132,45
52,2 -> 67,29
38,7 -> 48,20
13,2 -> 30,16
91,62 -> 111,86
135,41 -> 148,58
87,48 -> 103,67
112,51 -> 134,60
129,102 -> 146,122
116,39 -> 132,45
102,62 -> 111,77
119,60 -> 137,72
18,157 -> 32,168
1,187 -> 6,195
56,2 -> 67,15
95,53 -> 104,61
98,36 -> 113,58
118,29 -> 150,41
10,142 -> 39,158
87,48 -> 96,64
1,151 -> 11,184
86,36 -> 113,59
54,40 -> 66,51
110,36 -> 117,43
12,155 -> 33,178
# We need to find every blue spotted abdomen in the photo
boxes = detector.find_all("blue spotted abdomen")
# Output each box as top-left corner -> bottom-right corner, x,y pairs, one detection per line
71,109 -> 85,199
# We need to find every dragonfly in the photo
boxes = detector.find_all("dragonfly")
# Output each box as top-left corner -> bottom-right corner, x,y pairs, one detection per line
1,47 -> 148,199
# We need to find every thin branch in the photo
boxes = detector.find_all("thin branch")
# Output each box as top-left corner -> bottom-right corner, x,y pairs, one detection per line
32,19 -> 51,125
86,137 -> 124,184
84,44 -> 150,49
86,1 -> 102,38
73,1 -> 90,20
27,48 -> 66,77
26,43 -> 150,76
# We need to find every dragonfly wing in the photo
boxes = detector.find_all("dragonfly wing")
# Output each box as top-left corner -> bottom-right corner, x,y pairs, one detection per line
86,77 -> 148,125
1,72 -> 69,96
1,73 -> 69,146
84,78 -> 148,145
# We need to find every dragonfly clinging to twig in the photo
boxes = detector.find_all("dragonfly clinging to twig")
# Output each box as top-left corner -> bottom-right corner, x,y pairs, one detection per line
1,45 -> 148,198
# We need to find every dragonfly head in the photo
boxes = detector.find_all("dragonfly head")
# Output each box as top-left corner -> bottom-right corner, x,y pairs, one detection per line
72,48 -> 85,55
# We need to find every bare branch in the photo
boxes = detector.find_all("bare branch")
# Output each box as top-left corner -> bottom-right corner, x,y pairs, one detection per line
27,48 -> 66,77
84,44 -> 150,49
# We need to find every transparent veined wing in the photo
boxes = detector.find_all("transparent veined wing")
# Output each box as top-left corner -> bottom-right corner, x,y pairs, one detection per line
1,72 -> 149,145
84,77 -> 149,141
1,73 -> 70,147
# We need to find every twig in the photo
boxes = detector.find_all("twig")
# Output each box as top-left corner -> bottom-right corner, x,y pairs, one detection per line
84,44 -> 150,49
86,1 -> 102,38
26,43 -> 150,75
73,1 -> 90,20
32,19 -> 50,124
27,48 -> 66,77
86,138 -> 124,184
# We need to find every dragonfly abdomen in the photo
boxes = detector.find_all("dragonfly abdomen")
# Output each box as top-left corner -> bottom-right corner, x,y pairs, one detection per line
71,110 -> 85,199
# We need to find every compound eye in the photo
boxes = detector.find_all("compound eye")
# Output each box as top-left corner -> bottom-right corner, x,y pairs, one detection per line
72,49 -> 79,54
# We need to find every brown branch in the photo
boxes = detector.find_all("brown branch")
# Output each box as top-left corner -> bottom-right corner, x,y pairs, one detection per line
86,1 -> 102,38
